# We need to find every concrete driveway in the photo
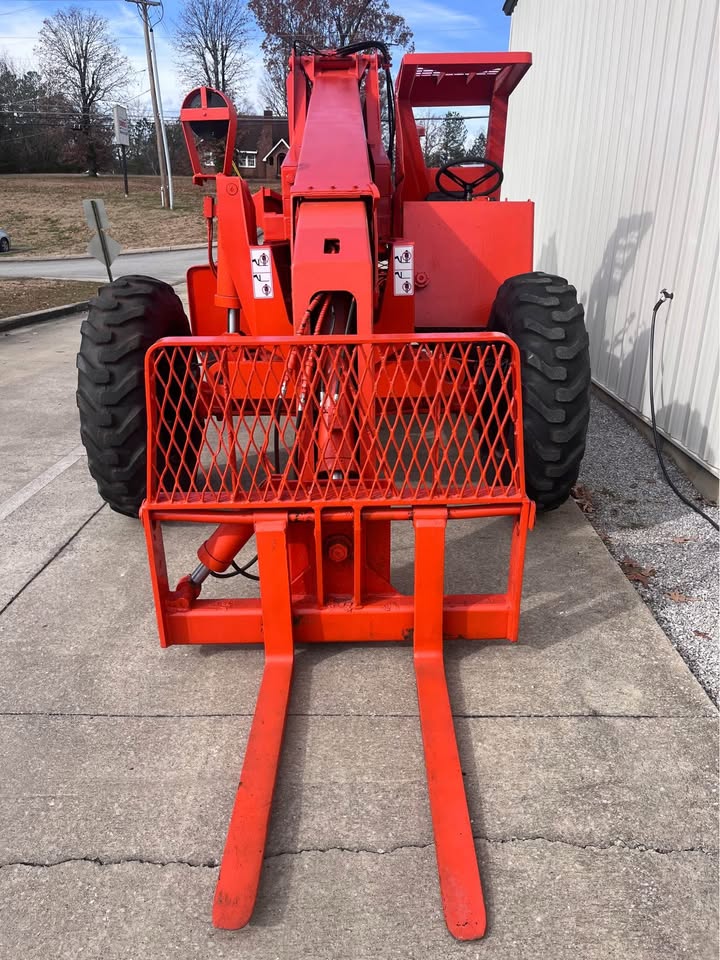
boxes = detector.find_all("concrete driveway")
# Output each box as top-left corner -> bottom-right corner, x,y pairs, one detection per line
0,247 -> 205,284
0,312 -> 717,959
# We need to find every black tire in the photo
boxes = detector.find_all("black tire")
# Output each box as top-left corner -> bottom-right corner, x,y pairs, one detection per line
0,237 -> 9,253
77,275 -> 193,517
490,272 -> 591,510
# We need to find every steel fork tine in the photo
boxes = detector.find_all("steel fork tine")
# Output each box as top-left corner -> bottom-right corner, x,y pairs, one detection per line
213,516 -> 294,930
212,654 -> 294,929
413,510 -> 486,940
415,652 -> 486,939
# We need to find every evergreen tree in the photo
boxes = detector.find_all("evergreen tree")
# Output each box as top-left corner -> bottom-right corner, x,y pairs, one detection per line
426,111 -> 468,166
467,130 -> 487,159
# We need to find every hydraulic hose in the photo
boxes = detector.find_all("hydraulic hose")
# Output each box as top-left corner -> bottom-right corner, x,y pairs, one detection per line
648,290 -> 718,531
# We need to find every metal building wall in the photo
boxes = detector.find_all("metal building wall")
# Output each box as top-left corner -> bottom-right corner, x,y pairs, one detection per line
503,0 -> 719,476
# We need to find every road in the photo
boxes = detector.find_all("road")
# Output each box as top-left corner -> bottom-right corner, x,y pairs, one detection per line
0,246 -> 206,284
0,311 -> 717,959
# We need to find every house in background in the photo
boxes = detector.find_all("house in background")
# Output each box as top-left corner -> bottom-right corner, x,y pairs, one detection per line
235,109 -> 289,181
502,0 -> 718,491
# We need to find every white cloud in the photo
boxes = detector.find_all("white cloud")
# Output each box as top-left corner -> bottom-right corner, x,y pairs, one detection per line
401,0 -> 486,28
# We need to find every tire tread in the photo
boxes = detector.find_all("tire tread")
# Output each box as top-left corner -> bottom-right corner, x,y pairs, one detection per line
490,271 -> 591,510
76,275 -> 190,517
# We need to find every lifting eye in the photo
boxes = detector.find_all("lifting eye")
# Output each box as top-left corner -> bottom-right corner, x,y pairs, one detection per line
324,238 -> 341,254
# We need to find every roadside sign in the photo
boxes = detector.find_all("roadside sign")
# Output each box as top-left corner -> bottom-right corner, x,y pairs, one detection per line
83,198 -> 122,281
82,198 -> 110,231
112,104 -> 130,147
113,104 -> 130,197
87,231 -> 122,267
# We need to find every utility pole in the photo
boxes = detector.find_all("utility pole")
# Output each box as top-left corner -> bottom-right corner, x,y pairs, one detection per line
125,0 -> 169,208
150,24 -> 174,209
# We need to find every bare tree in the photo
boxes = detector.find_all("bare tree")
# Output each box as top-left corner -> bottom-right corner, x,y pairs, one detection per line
35,7 -> 132,176
250,0 -> 413,114
258,72 -> 286,115
174,0 -> 252,98
416,110 -> 442,165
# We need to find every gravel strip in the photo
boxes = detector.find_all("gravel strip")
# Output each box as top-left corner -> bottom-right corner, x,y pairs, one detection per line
577,392 -> 719,705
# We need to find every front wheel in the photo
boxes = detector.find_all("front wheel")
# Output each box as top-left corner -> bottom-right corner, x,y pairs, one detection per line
490,272 -> 591,510
76,275 -> 193,517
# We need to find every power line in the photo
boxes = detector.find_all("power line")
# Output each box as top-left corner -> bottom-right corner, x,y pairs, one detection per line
0,108 -> 161,125
414,114 -> 489,120
0,109 -> 113,118
1,105 -> 489,122
0,104 -> 182,121
0,33 -> 144,39
100,89 -> 152,104
0,128 -> 76,144
4,0 -> 123,3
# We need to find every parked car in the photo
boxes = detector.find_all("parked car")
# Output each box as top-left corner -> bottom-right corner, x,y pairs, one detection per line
0,229 -> 10,253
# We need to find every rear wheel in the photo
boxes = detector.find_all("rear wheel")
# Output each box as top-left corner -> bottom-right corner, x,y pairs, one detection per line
490,272 -> 591,510
77,275 -> 193,517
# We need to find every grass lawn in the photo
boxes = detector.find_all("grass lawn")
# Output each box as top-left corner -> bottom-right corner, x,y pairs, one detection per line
0,174 -> 276,258
0,278 -> 99,319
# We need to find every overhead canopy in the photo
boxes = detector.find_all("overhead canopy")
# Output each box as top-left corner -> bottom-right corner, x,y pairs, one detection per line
395,52 -> 531,108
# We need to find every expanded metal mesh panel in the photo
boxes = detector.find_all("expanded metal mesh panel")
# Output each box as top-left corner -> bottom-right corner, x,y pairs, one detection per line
145,335 -> 524,508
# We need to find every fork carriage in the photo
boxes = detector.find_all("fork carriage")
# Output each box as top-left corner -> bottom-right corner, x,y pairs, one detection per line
142,332 -> 534,938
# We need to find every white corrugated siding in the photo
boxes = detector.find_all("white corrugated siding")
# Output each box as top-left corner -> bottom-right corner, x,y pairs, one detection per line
503,0 -> 719,476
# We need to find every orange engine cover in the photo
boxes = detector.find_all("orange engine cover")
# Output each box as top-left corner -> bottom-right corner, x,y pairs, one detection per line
403,199 -> 534,329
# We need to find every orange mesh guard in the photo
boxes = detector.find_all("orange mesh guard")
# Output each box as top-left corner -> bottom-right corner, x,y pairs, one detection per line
140,333 -> 535,939
145,334 -> 525,507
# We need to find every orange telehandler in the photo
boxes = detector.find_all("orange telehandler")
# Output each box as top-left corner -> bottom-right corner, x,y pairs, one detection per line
77,43 -> 590,938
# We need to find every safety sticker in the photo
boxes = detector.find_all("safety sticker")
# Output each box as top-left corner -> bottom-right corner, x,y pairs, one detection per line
393,244 -> 414,296
250,246 -> 274,299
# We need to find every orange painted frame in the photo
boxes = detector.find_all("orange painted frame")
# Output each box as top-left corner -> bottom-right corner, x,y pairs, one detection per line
141,499 -> 534,936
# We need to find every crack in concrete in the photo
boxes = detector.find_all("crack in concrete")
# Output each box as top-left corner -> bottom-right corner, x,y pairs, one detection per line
266,837 -> 718,859
0,503 -> 106,616
478,836 -> 718,856
264,841 -> 433,860
0,856 -> 219,870
2,836 -> 715,871
0,711 -> 715,720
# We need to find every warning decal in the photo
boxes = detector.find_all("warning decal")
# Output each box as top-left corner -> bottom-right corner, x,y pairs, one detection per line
393,244 -> 414,296
250,246 -> 274,299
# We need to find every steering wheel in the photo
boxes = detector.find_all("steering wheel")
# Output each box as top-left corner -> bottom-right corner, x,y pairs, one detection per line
435,157 -> 504,200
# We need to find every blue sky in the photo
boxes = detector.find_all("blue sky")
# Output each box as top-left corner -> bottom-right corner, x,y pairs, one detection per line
0,0 -> 511,114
